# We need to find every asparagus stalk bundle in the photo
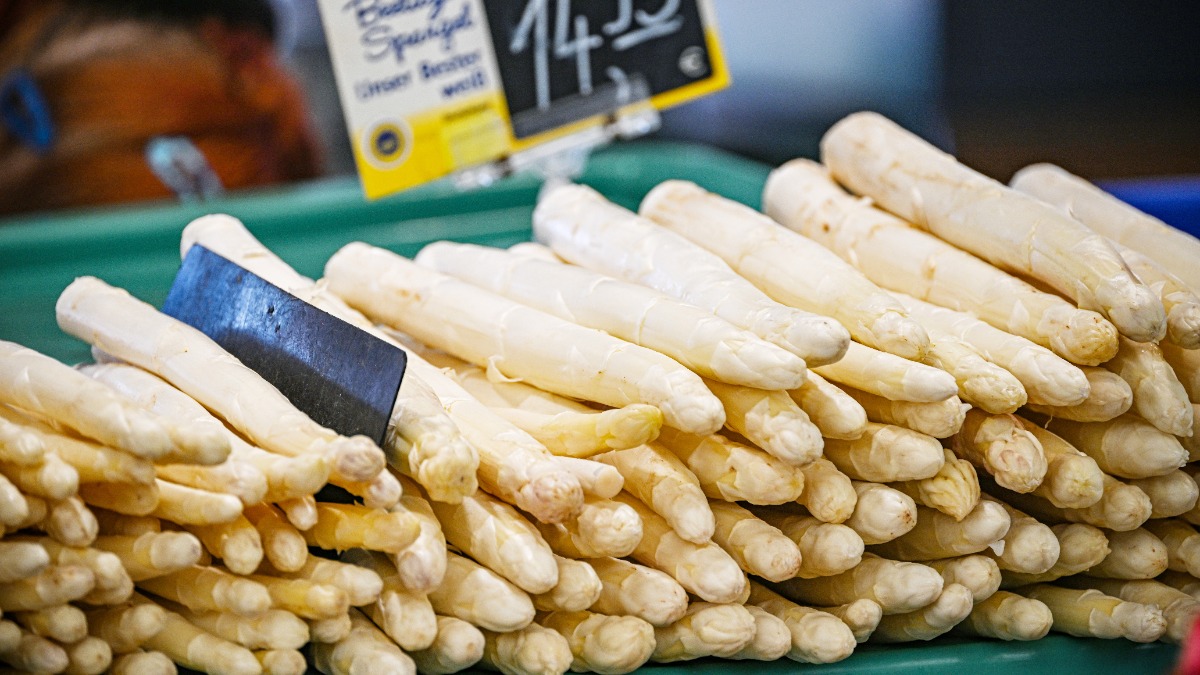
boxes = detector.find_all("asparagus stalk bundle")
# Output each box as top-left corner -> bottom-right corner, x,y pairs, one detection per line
821,111 -> 1166,342
763,157 -> 1120,366
1024,366 -> 1134,423
326,241 -> 725,437
415,240 -> 808,390
533,183 -> 850,366
788,371 -> 869,440
641,179 -> 930,360
1010,162 -> 1200,299
418,350 -> 661,458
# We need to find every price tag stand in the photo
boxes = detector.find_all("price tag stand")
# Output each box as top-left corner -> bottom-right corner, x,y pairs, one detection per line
452,76 -> 662,191
318,0 -> 727,200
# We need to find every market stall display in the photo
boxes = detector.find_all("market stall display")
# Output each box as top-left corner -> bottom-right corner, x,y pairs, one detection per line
0,113 -> 1195,674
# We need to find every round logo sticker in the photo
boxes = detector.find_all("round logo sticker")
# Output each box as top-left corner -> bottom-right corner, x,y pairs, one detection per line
363,119 -> 412,169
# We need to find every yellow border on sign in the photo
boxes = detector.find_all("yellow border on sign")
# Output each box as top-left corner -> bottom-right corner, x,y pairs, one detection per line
651,27 -> 730,111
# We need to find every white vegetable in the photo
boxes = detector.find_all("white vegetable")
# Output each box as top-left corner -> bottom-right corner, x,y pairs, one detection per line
533,183 -> 849,366
822,111 -> 1165,342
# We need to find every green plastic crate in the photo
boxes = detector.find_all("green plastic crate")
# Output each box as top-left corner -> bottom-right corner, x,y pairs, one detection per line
0,141 -> 1182,674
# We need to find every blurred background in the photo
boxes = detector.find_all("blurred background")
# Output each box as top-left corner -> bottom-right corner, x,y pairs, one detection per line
283,0 -> 1200,181
1,0 -> 1198,217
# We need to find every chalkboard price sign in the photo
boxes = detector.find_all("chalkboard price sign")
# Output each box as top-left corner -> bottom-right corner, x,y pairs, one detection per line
483,0 -> 727,139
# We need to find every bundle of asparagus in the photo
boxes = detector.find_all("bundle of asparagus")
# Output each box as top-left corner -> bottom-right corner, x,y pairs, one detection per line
3,108 -> 1199,675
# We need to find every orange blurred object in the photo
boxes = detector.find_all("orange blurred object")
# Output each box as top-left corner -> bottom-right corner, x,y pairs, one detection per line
0,0 -> 321,216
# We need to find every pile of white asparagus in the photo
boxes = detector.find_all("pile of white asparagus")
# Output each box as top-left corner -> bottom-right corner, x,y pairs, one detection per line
3,110 -> 1200,675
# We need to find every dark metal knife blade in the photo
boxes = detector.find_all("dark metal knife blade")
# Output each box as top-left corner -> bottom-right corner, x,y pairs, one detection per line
162,244 -> 405,445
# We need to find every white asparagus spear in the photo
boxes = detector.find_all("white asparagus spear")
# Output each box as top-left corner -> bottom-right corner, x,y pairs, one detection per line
1039,414 -> 1187,480
9,605 -> 87,644
896,293 -> 1090,407
787,370 -> 869,440
420,349 -> 660,457
613,492 -> 747,604
954,591 -> 1053,641
1087,527 -> 1169,580
1154,572 -> 1200,601
0,541 -> 50,584
703,378 -> 823,466
390,475 -> 447,593
916,334 -> 1028,413
814,342 -> 957,403
797,458 -> 857,524
586,557 -> 688,627
0,340 -> 181,461
840,386 -> 967,439
823,422 -> 945,483
428,551 -> 534,633
1130,470 -> 1199,519
532,555 -> 602,613
83,362 -> 330,504
1010,162 -> 1200,297
924,554 -> 1002,602
818,599 -> 883,643
1024,366 -> 1133,423
55,278 -> 383,485
951,409 -> 1047,494
650,602 -> 756,662
401,352 -> 582,525
990,473 -> 1151,533
764,157 -> 1120,366
869,500 -> 1012,561
533,496 -> 642,559
871,583 -> 974,642
1062,578 -> 1200,644
641,179 -> 929,360
416,241 -> 808,390
0,406 -> 153,487
1145,519 -> 1200,579
539,610 -> 656,673
85,603 -> 167,653
1105,337 -> 1193,436
532,183 -> 849,366
655,427 -> 805,506
707,501 -> 802,582
550,457 -> 622,501
326,243 -> 724,436
846,482 -> 918,545
1114,246 -> 1200,349
407,616 -> 484,675
594,443 -> 713,543
753,510 -> 864,579
426,480 -> 558,594
1020,585 -> 1166,643
822,111 -> 1165,342
479,623 -> 572,675
1000,523 -> 1111,587
311,609 -> 416,675
982,498 -> 1060,575
746,582 -> 858,664
1162,341 -> 1200,403
893,448 -> 981,522
180,213 -> 478,504
166,605 -> 308,652
133,593 -> 264,675
0,411 -> 43,466
771,554 -> 944,614
1020,422 -> 1105,510
339,550 -> 436,651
